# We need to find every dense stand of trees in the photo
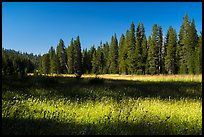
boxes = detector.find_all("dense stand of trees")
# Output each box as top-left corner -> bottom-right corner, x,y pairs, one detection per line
2,14 -> 202,76
2,49 -> 40,76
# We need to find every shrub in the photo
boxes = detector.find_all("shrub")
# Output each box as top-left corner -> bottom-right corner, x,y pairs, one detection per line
89,77 -> 104,85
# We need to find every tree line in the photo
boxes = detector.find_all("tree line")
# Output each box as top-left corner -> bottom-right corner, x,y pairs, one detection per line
2,49 -> 40,76
2,14 -> 202,76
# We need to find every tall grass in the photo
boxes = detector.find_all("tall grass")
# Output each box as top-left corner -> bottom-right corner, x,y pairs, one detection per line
2,75 -> 202,135
28,73 -> 202,82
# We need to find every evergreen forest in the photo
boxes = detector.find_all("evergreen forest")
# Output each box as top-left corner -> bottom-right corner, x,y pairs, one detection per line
2,14 -> 202,76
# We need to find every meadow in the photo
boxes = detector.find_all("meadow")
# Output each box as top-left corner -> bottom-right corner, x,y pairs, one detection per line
2,74 -> 202,135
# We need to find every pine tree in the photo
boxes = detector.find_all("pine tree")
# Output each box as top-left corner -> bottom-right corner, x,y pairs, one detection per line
158,26 -> 163,74
91,50 -> 98,75
87,45 -> 95,74
56,39 -> 68,74
127,22 -> 136,74
73,36 -> 82,76
2,50 -> 7,75
102,42 -> 110,74
147,24 -> 159,75
49,46 -> 57,74
91,43 -> 104,75
178,14 -> 190,74
97,42 -> 104,74
125,30 -> 130,74
82,49 -> 89,74
145,36 -> 151,74
108,34 -> 118,74
141,34 -> 147,74
198,32 -> 202,74
187,18 -> 198,74
89,45 -> 96,74
118,34 -> 127,74
165,26 -> 177,74
194,32 -> 202,74
135,23 -> 143,74
42,53 -> 50,74
140,23 -> 148,74
67,38 -> 74,74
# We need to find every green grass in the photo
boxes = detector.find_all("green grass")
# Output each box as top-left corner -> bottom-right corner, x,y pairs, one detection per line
2,75 -> 202,135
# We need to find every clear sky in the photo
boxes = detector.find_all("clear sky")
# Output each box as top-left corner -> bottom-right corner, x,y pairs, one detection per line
2,2 -> 202,55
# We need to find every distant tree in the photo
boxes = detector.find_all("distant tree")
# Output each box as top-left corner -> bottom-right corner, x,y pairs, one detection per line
141,33 -> 147,74
2,50 -> 7,75
42,53 -> 50,75
135,22 -> 143,74
56,39 -> 68,74
87,45 -> 95,74
145,36 -> 151,74
118,34 -> 128,74
102,42 -> 110,74
2,48 -> 37,76
127,22 -> 136,74
73,36 -> 82,77
157,26 -> 164,74
97,42 -> 105,74
82,48 -> 89,74
108,33 -> 119,74
198,32 -> 202,74
165,26 -> 177,74
67,38 -> 75,74
187,18 -> 198,74
91,50 -> 98,75
178,14 -> 190,74
49,46 -> 57,74
4,13 -> 201,76
147,24 -> 159,75
194,32 -> 202,74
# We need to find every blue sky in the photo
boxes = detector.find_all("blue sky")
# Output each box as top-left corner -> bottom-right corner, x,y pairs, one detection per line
2,2 -> 202,55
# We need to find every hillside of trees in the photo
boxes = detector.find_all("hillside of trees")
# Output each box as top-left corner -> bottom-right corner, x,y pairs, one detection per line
2,49 -> 41,76
2,14 -> 202,76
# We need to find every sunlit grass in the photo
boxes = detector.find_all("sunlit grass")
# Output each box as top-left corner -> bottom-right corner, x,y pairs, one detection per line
28,73 -> 202,82
2,74 -> 202,135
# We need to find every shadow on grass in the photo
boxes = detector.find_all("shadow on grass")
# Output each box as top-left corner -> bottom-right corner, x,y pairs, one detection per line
2,76 -> 202,135
2,116 -> 201,135
2,75 -> 202,101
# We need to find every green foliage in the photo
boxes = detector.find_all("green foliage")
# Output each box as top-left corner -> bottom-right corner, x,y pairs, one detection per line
49,46 -> 57,74
82,49 -> 89,74
165,26 -> 177,74
73,36 -> 82,76
178,13 -> 191,74
89,45 -> 96,74
102,42 -> 110,74
147,24 -> 160,74
3,13 -> 202,76
108,34 -> 119,74
92,50 -> 98,75
127,22 -> 136,74
42,53 -> 50,74
56,39 -> 68,74
67,38 -> 75,74
118,34 -> 127,74
2,48 -> 38,76
2,75 -> 202,135
186,19 -> 198,74
141,24 -> 148,74
135,23 -> 143,74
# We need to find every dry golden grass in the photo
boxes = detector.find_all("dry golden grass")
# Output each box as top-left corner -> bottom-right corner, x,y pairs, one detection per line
27,73 -> 202,82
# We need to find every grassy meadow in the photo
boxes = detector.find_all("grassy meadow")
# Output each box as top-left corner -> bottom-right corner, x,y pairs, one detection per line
2,74 -> 202,135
